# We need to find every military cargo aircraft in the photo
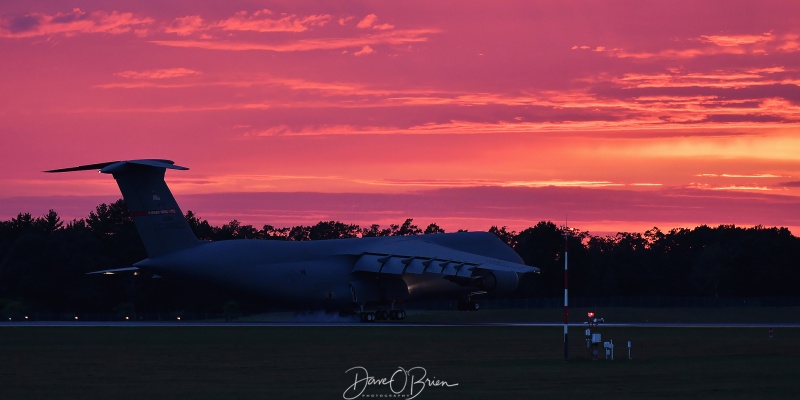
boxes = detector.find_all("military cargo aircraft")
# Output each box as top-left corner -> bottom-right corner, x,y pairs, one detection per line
46,159 -> 537,321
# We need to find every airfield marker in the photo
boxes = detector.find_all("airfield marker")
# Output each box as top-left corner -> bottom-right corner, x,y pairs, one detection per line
562,225 -> 572,361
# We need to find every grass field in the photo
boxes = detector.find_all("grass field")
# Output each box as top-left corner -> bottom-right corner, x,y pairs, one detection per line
1,318 -> 799,399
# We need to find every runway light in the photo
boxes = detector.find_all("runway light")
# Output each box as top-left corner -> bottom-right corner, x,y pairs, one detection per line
588,312 -> 595,318
74,316 -> 79,320
177,317 -> 181,321
24,316 -> 28,320
125,316 -> 129,320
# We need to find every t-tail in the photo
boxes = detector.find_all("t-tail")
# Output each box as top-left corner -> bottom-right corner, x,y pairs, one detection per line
46,159 -> 200,257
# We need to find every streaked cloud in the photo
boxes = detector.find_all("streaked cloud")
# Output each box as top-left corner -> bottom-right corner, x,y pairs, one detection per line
149,28 -> 437,52
696,173 -> 783,178
688,183 -> 773,192
576,31 -> 796,60
0,8 -> 153,38
165,15 -> 205,36
352,178 -> 625,189
699,32 -> 774,47
115,68 -> 201,80
6,185 -> 799,236
214,9 -> 332,33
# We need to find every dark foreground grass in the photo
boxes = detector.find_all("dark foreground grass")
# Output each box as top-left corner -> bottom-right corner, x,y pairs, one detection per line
1,325 -> 798,400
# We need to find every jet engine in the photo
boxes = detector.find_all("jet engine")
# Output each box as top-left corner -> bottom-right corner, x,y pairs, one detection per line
472,269 -> 519,293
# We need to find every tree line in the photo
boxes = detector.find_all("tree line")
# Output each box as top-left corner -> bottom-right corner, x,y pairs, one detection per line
1,199 -> 798,318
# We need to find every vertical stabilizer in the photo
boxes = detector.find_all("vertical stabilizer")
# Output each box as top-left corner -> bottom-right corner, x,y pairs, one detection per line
46,159 -> 200,257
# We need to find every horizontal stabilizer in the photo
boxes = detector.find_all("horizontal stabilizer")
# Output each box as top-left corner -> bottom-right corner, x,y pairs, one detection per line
45,159 -> 187,173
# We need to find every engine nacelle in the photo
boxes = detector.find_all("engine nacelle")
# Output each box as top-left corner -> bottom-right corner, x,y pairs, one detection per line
473,269 -> 519,293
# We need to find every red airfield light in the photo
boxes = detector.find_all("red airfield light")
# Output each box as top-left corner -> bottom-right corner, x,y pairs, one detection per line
587,312 -> 595,318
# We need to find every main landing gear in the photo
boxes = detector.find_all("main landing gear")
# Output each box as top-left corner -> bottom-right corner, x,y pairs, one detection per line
359,309 -> 406,322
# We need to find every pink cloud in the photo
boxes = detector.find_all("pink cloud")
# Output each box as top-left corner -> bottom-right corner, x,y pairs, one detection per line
215,9 -> 332,33
165,15 -> 205,36
356,13 -> 394,30
354,45 -> 374,56
585,31 -> 797,61
0,8 -> 153,38
356,14 -> 378,29
150,28 -> 437,52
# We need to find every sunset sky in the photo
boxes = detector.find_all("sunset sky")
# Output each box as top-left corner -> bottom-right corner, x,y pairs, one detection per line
2,1 -> 799,235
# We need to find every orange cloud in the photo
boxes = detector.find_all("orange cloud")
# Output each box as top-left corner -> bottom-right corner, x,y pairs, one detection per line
699,32 -> 774,47
357,14 -> 378,29
688,183 -> 773,192
588,32 -> 796,60
115,68 -> 201,79
345,177 -> 630,190
696,174 -> 783,178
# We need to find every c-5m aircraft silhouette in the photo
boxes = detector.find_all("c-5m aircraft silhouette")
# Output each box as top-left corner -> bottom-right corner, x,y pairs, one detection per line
46,159 -> 538,322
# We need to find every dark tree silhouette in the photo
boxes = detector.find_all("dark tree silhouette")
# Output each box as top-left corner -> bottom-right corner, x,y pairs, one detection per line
1,199 -> 798,317
424,223 -> 445,234
362,224 -> 390,237
185,210 -> 215,240
309,221 -> 360,240
489,225 -> 517,247
390,218 -> 422,236
260,224 -> 290,240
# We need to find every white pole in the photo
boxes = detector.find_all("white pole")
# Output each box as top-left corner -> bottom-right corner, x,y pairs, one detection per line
563,232 -> 569,361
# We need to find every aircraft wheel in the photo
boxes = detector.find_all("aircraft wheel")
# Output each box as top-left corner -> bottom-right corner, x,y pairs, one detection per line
397,310 -> 407,320
360,312 -> 376,322
470,302 -> 480,311
376,310 -> 389,320
389,310 -> 399,320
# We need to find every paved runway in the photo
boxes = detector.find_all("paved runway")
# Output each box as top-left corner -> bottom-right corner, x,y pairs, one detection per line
3,320 -> 799,328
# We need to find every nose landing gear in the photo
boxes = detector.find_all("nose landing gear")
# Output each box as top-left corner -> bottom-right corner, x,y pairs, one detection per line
457,291 -> 486,311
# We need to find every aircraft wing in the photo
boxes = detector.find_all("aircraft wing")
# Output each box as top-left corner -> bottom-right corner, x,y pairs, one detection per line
351,239 -> 537,278
85,266 -> 140,275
